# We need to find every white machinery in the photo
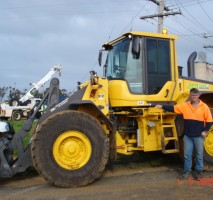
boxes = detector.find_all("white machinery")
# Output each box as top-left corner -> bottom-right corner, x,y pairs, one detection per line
0,98 -> 42,121
19,65 -> 62,103
0,65 -> 62,120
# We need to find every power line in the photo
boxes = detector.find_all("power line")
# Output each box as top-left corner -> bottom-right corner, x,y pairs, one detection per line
0,8 -> 145,21
196,0 -> 213,23
175,0 -> 213,35
120,1 -> 150,35
149,0 -> 170,11
140,0 -> 181,32
167,0 -> 213,8
141,12 -> 205,48
172,16 -> 203,37
182,0 -> 213,7
140,0 -> 213,51
0,0 -> 144,10
175,0 -> 213,44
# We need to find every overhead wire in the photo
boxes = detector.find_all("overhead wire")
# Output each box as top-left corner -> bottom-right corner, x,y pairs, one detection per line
0,0 -> 145,11
164,22 -> 205,48
170,0 -> 213,47
1,1 -> 213,55
170,0 -> 213,61
144,18 -> 209,65
175,0 -> 213,36
139,0 -> 208,49
156,1 -> 212,58
172,16 -> 203,37
145,0 -> 207,46
182,0 -> 213,7
119,1 -> 150,35
0,0 -> 146,21
196,0 -> 213,23
167,0 -> 213,9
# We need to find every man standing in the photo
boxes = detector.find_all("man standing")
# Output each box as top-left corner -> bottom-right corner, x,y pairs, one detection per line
156,88 -> 213,179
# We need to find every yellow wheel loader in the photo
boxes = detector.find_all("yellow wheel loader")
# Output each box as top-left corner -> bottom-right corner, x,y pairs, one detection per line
0,31 -> 213,187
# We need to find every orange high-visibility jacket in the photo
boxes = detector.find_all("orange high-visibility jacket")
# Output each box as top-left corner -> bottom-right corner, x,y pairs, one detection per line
163,100 -> 213,137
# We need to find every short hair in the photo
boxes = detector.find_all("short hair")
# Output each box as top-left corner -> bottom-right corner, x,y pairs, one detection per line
190,88 -> 199,94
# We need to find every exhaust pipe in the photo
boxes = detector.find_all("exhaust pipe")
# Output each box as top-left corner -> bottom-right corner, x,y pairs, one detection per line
187,51 -> 197,78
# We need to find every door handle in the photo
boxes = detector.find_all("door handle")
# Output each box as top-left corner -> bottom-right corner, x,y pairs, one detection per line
164,89 -> 169,98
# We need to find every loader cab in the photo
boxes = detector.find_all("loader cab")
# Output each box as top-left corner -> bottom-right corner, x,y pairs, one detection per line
102,33 -> 173,95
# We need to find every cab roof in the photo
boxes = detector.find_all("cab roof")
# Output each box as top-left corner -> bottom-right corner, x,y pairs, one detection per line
102,31 -> 178,49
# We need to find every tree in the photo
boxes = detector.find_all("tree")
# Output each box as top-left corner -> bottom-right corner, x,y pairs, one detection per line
0,86 -> 8,101
33,90 -> 43,99
8,87 -> 21,100
60,89 -> 67,96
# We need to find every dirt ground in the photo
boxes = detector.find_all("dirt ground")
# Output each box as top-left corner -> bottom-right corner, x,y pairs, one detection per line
0,153 -> 213,200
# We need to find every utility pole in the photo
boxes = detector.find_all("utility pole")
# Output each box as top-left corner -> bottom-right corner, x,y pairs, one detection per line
158,0 -> 164,33
203,34 -> 213,48
140,0 -> 181,33
204,45 -> 213,48
203,33 -> 213,38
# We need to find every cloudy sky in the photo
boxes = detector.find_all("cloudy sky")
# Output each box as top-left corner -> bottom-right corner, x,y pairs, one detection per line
1,0 -> 213,93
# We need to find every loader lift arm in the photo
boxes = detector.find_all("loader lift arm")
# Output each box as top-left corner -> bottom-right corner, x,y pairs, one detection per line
0,78 -> 60,178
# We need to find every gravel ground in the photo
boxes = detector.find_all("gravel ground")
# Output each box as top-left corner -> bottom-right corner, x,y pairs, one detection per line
0,152 -> 213,200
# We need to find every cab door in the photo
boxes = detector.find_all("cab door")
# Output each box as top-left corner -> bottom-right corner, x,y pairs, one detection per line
145,38 -> 171,94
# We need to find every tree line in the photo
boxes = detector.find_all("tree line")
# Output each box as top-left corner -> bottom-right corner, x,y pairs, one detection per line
0,86 -> 69,102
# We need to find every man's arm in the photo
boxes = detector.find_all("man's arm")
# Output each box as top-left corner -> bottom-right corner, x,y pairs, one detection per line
201,105 -> 213,137
156,104 -> 184,114
155,105 -> 175,112
204,106 -> 213,131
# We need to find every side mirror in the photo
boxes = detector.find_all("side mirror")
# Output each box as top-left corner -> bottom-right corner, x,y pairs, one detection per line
103,64 -> 107,77
132,36 -> 140,55
98,50 -> 102,66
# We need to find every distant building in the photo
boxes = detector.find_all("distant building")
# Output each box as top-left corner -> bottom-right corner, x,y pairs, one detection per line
194,62 -> 213,82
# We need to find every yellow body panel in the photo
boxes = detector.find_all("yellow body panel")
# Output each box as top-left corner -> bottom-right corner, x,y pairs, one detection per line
108,80 -> 181,106
177,78 -> 213,103
108,77 -> 213,107
82,77 -> 109,115
78,31 -> 213,157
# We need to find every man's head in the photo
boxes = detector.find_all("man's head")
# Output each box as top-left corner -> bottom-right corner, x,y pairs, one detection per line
190,88 -> 200,103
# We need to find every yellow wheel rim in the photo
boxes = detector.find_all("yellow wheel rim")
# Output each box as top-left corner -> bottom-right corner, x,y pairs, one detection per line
204,129 -> 213,156
53,131 -> 92,170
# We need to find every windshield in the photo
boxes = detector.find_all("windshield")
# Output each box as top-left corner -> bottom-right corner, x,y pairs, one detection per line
105,37 -> 143,93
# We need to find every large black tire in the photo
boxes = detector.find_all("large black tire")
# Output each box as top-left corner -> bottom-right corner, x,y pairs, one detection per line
31,110 -> 109,188
12,110 -> 22,121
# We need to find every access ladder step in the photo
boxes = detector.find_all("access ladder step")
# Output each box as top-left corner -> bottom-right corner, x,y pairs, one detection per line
164,137 -> 178,141
162,149 -> 179,154
162,125 -> 175,128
